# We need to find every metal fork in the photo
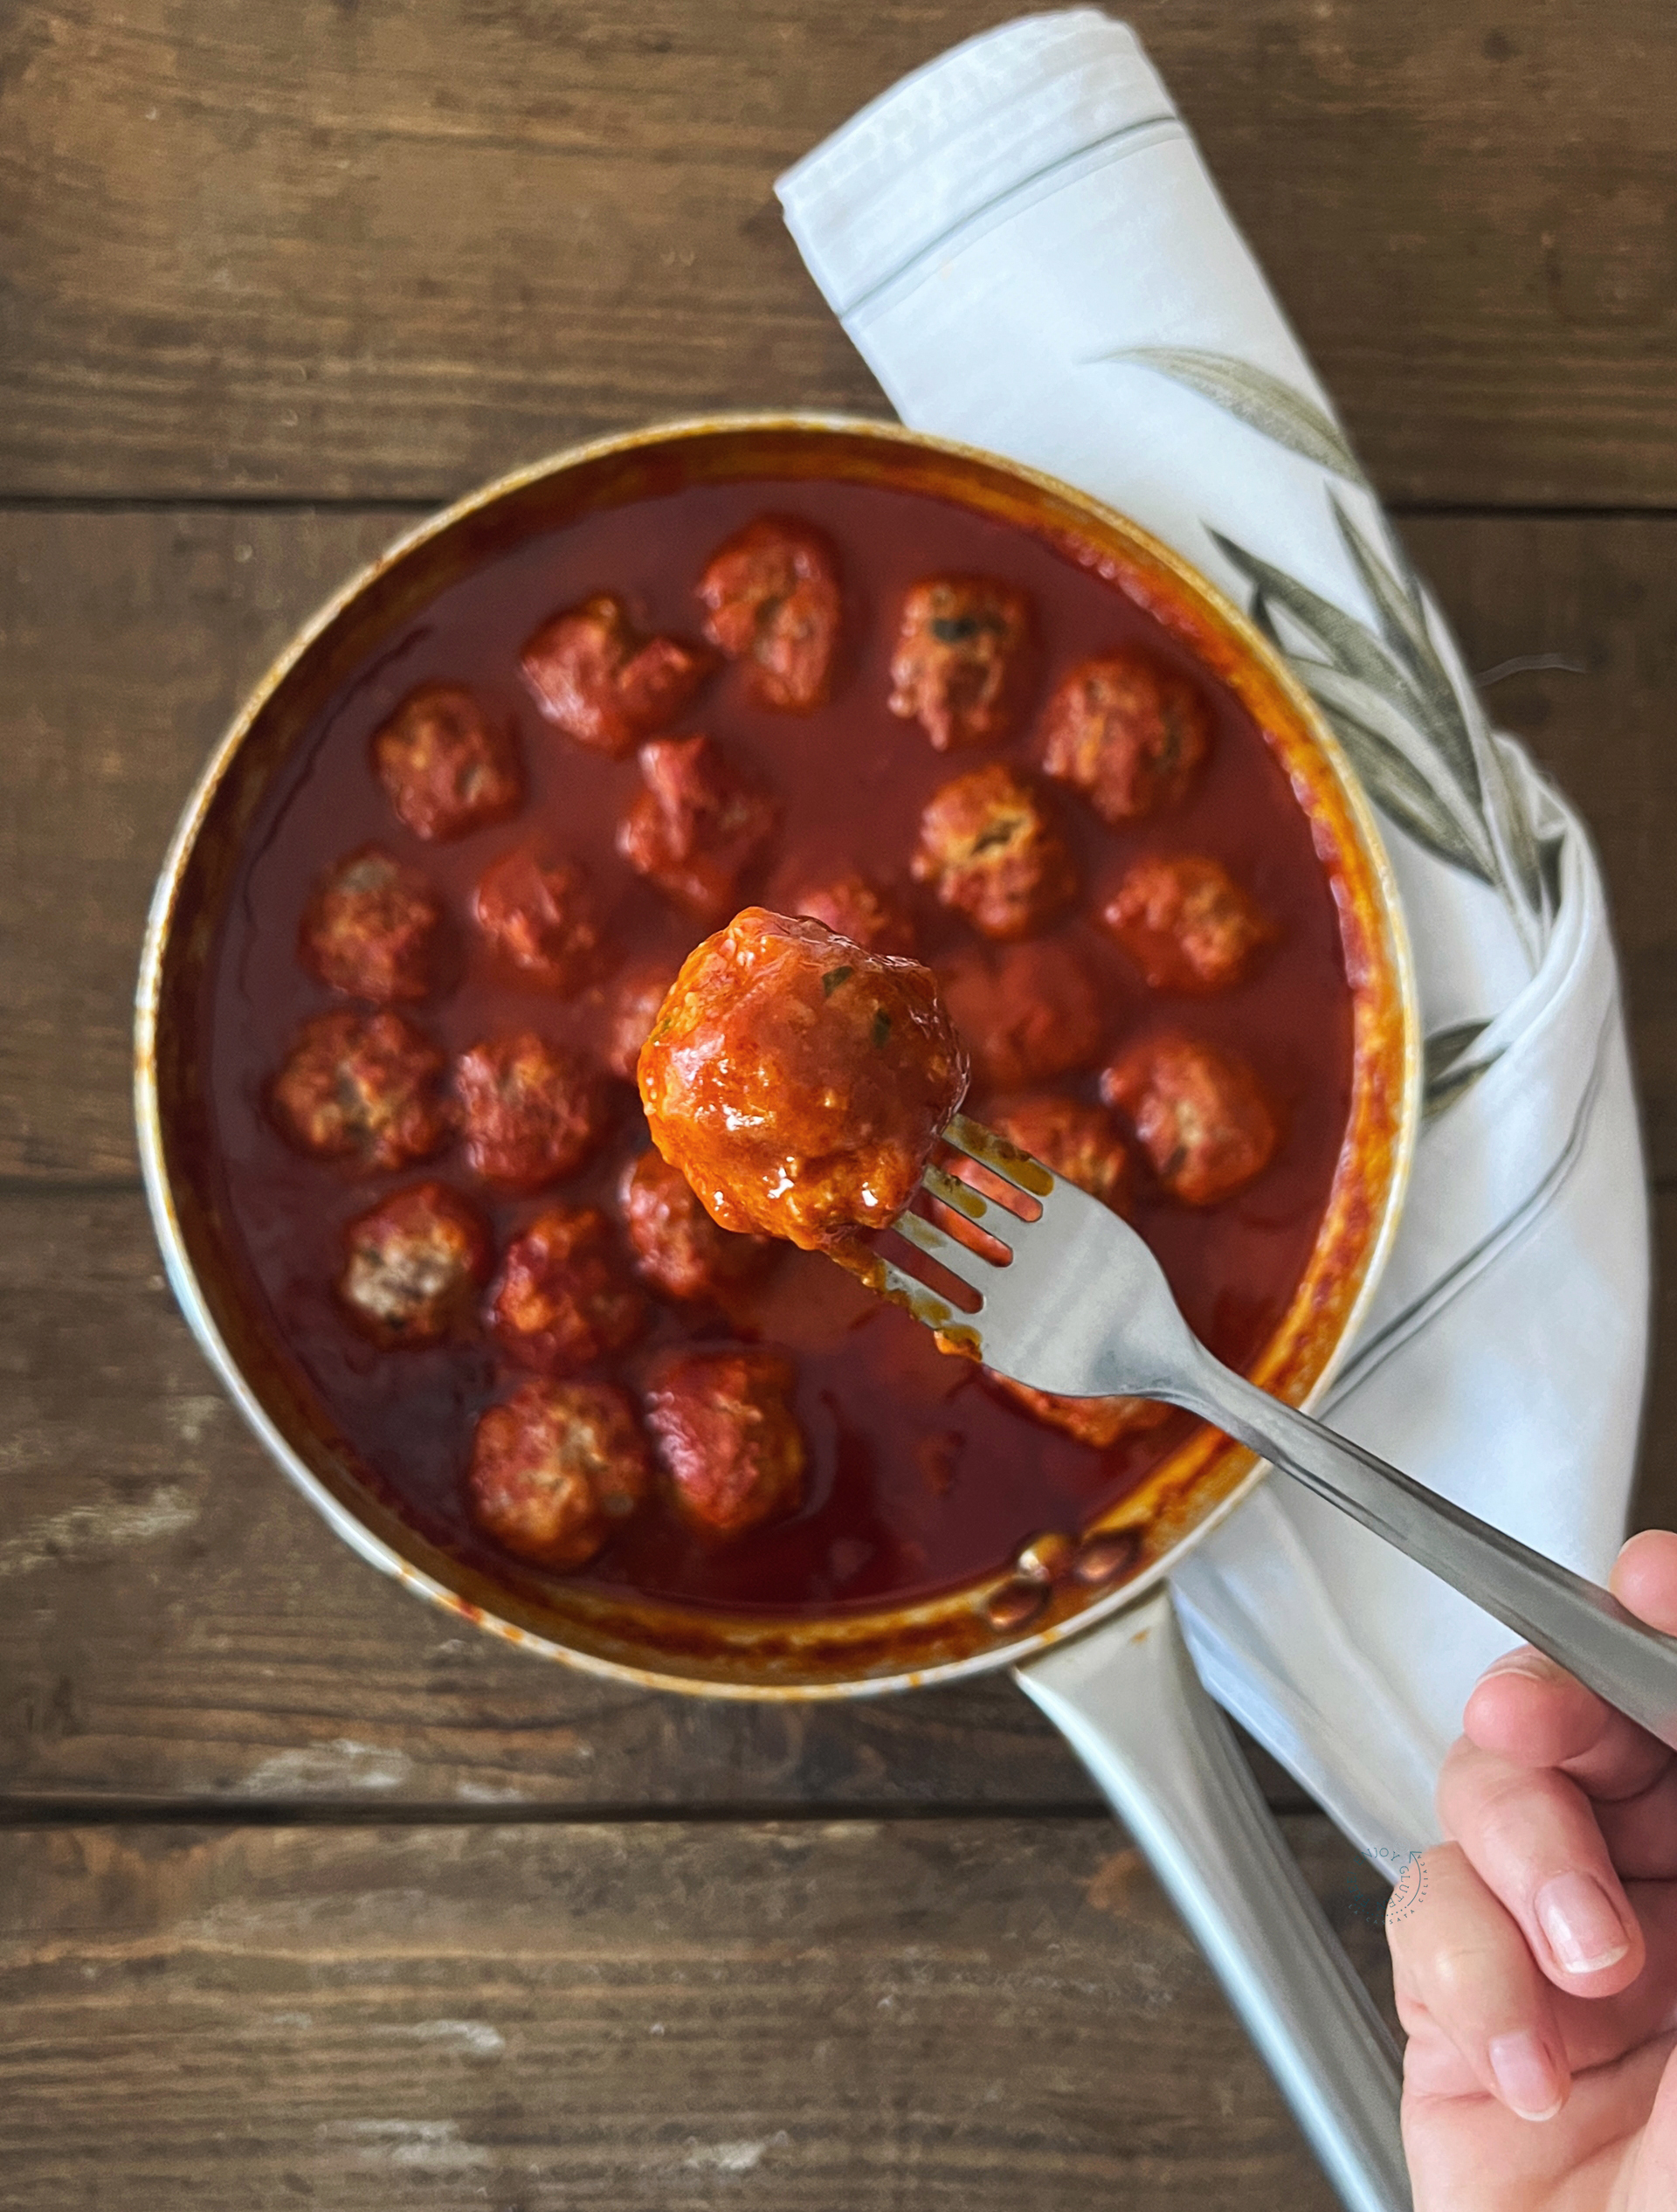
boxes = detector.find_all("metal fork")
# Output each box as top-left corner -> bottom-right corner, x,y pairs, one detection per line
873,1112 -> 1677,1738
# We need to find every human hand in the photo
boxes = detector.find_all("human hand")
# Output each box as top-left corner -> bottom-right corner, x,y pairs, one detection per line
1388,1530 -> 1677,2209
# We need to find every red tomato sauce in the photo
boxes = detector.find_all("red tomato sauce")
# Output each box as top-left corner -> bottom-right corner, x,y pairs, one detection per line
204,476 -> 1355,1613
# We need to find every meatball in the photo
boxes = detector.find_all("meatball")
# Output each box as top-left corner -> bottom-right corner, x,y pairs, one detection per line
473,845 -> 607,995
1039,651 -> 1211,824
371,683 -> 523,843
698,515 -> 841,712
1101,1034 -> 1278,1205
521,592 -> 714,757
887,576 -> 1032,750
300,845 -> 444,1003
990,1095 -> 1131,1214
789,869 -> 915,956
467,1378 -> 651,1571
1101,854 -> 1273,992
337,1181 -> 490,1349
645,1346 -> 807,1538
271,1009 -> 450,1172
604,958 -> 683,1082
911,764 -> 1076,940
487,1203 -> 648,1373
455,1033 -> 609,1191
617,734 -> 778,923
938,939 -> 1104,1092
993,1376 -> 1172,1449
619,1148 -> 774,1303
638,908 -> 969,1251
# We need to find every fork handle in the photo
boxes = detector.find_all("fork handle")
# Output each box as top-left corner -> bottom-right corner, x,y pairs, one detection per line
1018,1586 -> 1411,2212
1185,1351 -> 1677,1741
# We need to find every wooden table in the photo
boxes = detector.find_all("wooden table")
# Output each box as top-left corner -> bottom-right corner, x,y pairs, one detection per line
2,3 -> 1671,2202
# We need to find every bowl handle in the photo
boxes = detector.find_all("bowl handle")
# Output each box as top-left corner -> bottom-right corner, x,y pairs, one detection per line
1016,1584 -> 1411,2212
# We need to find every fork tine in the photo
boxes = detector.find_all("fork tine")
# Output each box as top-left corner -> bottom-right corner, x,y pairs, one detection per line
827,1234 -> 981,1328
943,1112 -> 1054,1199
893,1204 -> 993,1291
919,1159 -> 1013,1235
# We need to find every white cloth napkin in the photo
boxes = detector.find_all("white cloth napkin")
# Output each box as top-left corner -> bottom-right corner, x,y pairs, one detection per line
777,7 -> 1651,1870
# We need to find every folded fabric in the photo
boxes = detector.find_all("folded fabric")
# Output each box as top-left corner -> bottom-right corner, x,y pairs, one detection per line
777,7 -> 1649,1867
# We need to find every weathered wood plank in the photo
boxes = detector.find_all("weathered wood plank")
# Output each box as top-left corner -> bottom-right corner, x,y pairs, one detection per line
0,0 -> 1673,506
5,508 -> 1673,1185
0,1815 -> 1396,2209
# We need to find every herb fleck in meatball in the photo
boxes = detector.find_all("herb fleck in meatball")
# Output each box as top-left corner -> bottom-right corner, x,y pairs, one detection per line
488,1203 -> 648,1373
455,1033 -> 609,1192
698,515 -> 841,712
992,1377 -> 1172,1449
521,592 -> 714,757
638,908 -> 968,1251
1101,854 -> 1273,992
371,683 -> 523,842
645,1346 -> 807,1538
938,938 -> 1104,1092
473,846 -> 608,995
1039,651 -> 1211,824
300,845 -> 444,1003
617,734 -> 778,923
338,1181 -> 490,1348
790,869 -> 916,956
888,576 -> 1032,750
604,958 -> 683,1082
271,1009 -> 450,1172
912,764 -> 1077,941
619,1148 -> 774,1303
990,1094 -> 1132,1215
467,1378 -> 650,1571
1101,1034 -> 1278,1205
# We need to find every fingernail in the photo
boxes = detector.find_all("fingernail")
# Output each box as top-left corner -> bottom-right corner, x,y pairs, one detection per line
1488,2029 -> 1564,2121
1536,1871 -> 1631,1975
1482,1650 -> 1554,1683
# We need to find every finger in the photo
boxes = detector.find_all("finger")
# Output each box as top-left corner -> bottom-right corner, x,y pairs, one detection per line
1612,1529 -> 1677,1634
1439,1736 -> 1644,1991
1597,1765 -> 1677,1879
1387,1842 -> 1570,2121
1465,1649 -> 1671,1801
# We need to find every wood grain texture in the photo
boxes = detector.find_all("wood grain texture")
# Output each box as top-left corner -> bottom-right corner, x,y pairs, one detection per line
0,504 -> 1673,1806
0,1816 -> 1397,2210
1,0 -> 1673,507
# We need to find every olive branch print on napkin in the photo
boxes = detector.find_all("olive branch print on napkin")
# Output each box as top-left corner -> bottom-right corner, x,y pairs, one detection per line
1105,348 -> 1565,1110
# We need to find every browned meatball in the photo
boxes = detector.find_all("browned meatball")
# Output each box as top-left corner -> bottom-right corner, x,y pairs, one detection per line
992,1376 -> 1172,1449
604,958 -> 683,1082
619,1148 -> 774,1303
698,515 -> 841,712
990,1095 -> 1132,1215
911,764 -> 1076,940
645,1346 -> 807,1538
271,1009 -> 450,1172
617,734 -> 779,923
789,870 -> 916,956
938,939 -> 1104,1092
300,845 -> 444,1003
338,1181 -> 490,1348
1101,854 -> 1273,992
473,846 -> 607,995
371,683 -> 523,843
887,576 -> 1031,750
1101,1034 -> 1278,1205
467,1378 -> 651,1570
638,908 -> 968,1251
455,1033 -> 609,1192
487,1203 -> 647,1373
1039,651 -> 1211,824
521,592 -> 714,757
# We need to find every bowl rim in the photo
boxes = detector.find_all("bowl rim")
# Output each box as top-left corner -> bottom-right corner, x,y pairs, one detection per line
135,408 -> 1421,1699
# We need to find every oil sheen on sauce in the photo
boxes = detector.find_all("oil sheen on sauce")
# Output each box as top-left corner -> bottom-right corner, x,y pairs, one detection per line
204,475 -> 1356,1615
